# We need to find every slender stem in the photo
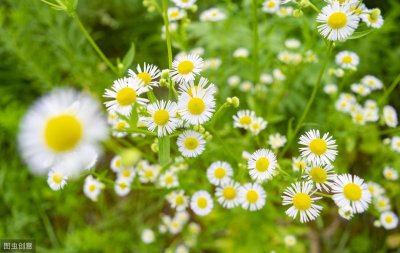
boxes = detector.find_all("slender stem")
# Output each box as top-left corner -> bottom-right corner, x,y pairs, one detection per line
159,136 -> 170,166
379,126 -> 400,136
71,12 -> 118,75
162,0 -> 173,69
308,1 -> 320,13
251,0 -> 260,83
315,192 -> 332,198
210,102 -> 229,126
280,42 -> 333,158
378,73 -> 400,106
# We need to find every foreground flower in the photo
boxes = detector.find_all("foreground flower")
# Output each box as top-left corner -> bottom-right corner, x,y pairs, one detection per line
47,170 -> 68,191
18,88 -> 107,176
177,130 -> 206,157
304,163 -> 336,192
316,2 -> 360,41
332,174 -> 371,213
142,100 -> 179,136
299,129 -> 338,165
248,149 -> 277,182
128,63 -> 160,88
282,181 -> 322,223
103,77 -> 148,116
215,180 -> 241,209
239,183 -> 267,211
171,54 -> 203,84
190,190 -> 213,216
380,211 -> 399,230
207,161 -> 233,186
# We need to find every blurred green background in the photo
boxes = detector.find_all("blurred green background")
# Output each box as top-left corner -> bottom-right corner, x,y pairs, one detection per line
0,0 -> 399,252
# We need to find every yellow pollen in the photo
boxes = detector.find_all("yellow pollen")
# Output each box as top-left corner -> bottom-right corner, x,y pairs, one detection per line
119,182 -> 127,189
293,193 -> 311,210
310,167 -> 327,183
187,97 -> 205,115
378,200 -> 385,207
165,175 -> 174,184
214,167 -> 226,179
116,121 -> 127,129
223,186 -> 236,200
385,216 -> 393,223
44,114 -> 82,152
255,157 -> 270,172
309,138 -> 328,156
184,137 -> 199,150
343,183 -> 362,201
170,11 -> 180,18
137,72 -> 152,85
176,195 -> 184,205
115,159 -> 121,167
239,115 -> 252,125
342,55 -> 353,64
52,174 -> 63,184
246,190 -> 259,203
116,87 -> 136,106
177,60 -> 194,74
153,109 -> 170,126
327,12 -> 348,29
197,197 -> 208,208
267,1 -> 276,8
89,184 -> 96,192
122,170 -> 131,177
144,170 -> 153,178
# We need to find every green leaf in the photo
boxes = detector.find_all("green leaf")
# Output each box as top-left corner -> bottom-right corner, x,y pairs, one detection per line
121,42 -> 135,74
286,117 -> 295,140
348,29 -> 374,40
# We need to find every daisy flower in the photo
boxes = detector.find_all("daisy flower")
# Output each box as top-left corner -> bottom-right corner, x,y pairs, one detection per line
248,149 -> 277,182
277,6 -> 293,17
383,105 -> 398,128
190,190 -> 213,216
200,8 -> 226,22
107,110 -> 118,124
324,84 -> 338,95
103,77 -> 148,116
141,229 -> 155,244
142,100 -> 179,137
282,181 -> 323,223
178,76 -> 217,96
285,38 -> 301,49
206,161 -> 233,186
304,163 -> 336,192
114,177 -> 131,197
268,133 -> 287,149
239,183 -> 266,211
83,175 -> 104,202
233,48 -> 250,58
260,73 -> 273,84
391,136 -> 400,152
361,75 -> 383,90
110,155 -> 123,172
178,83 -> 215,125
367,182 -> 385,198
167,190 -> 189,211
380,211 -> 398,230
262,0 -> 280,13
331,174 -> 371,213
350,84 -> 370,96
177,130 -> 206,157
203,58 -> 222,70
168,7 -> 186,21
228,75 -> 241,87
171,54 -> 203,84
374,196 -> 391,212
361,8 -> 384,29
112,119 -> 129,138
383,167 -> 398,181
284,235 -> 297,247
215,180 -> 241,209
159,170 -> 179,188
233,110 -> 256,129
338,205 -> 354,220
176,245 -> 189,253
351,108 -> 366,125
117,167 -> 136,183
139,165 -> 160,183
249,117 -> 268,135
18,88 -> 107,177
292,156 -> 306,172
316,2 -> 360,41
335,51 -> 359,70
47,170 -> 68,191
172,0 -> 196,9
299,129 -> 338,165
128,63 -> 161,88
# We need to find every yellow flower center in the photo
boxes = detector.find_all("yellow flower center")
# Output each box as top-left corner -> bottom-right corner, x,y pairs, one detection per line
223,186 -> 236,200
184,137 -> 199,150
309,138 -> 328,155
89,184 -> 96,192
165,175 -> 174,184
246,190 -> 259,203
153,109 -> 170,126
327,12 -> 348,29
197,197 -> 208,209
342,55 -> 352,64
115,159 -> 121,167
170,11 -> 180,18
137,72 -> 152,86
144,170 -> 153,178
239,115 -> 252,125
378,200 -> 385,207
122,170 -> 131,177
177,60 -> 194,74
214,167 -> 226,179
119,182 -> 127,189
187,97 -> 205,115
267,1 -> 276,8
385,216 -> 393,223
116,121 -> 127,129
255,157 -> 270,172
116,87 -> 136,106
44,114 -> 82,152
343,183 -> 362,201
52,174 -> 63,184
176,195 -> 184,205
310,167 -> 327,183
293,193 -> 311,210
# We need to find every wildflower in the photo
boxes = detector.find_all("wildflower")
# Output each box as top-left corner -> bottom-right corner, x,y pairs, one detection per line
168,7 -> 186,21
171,54 -> 203,84
391,136 -> 400,152
383,167 -> 398,181
338,205 -> 354,220
383,105 -> 398,128
361,8 -> 384,28
114,177 -> 131,196
380,211 -> 399,230
299,129 -> 338,165
292,157 -> 306,172
285,39 -> 301,49
282,181 -> 322,223
199,8 -> 226,22
233,48 -> 250,58
167,190 -> 189,211
177,130 -> 206,157
207,161 -> 233,186
239,183 -> 267,211
128,63 -> 161,88
233,110 -> 256,129
215,180 -> 241,209
47,170 -> 68,191
172,0 -> 196,9
374,196 -> 391,212
323,84 -> 338,95
336,51 -> 359,70
262,0 -> 280,13
142,100 -> 179,137
361,75 -> 383,90
268,133 -> 287,149
190,190 -> 214,216
284,235 -> 297,247
248,149 -> 278,182
304,163 -> 336,192
249,117 -> 268,135
83,175 -> 104,202
141,229 -> 155,244
159,170 -> 179,188
139,165 -> 160,183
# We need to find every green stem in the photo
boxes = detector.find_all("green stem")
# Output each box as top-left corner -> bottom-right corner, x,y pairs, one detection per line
71,12 -> 118,75
280,42 -> 333,158
162,0 -> 173,69
159,136 -> 170,166
379,126 -> 400,136
315,192 -> 332,198
251,0 -> 260,83
378,73 -> 400,106
308,2 -> 320,13
210,102 -> 229,126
